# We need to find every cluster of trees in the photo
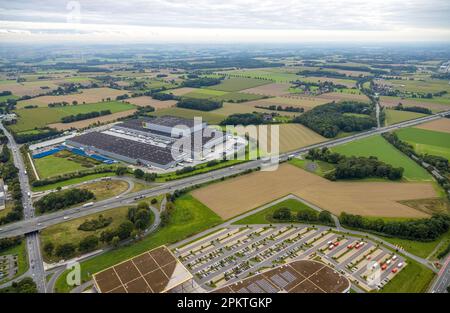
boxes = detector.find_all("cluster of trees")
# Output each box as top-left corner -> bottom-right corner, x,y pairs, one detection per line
181,77 -> 222,88
255,105 -> 304,113
61,110 -> 111,123
0,237 -> 22,252
294,101 -> 377,138
176,98 -> 222,111
48,101 -> 70,107
272,207 -> 334,225
115,94 -> 129,101
0,129 -> 7,145
151,92 -> 176,101
340,212 -> 450,241
133,168 -> 157,181
77,215 -> 112,231
0,277 -> 37,293
306,147 -> 403,181
13,128 -> 61,144
220,113 -> 264,126
0,146 -> 24,225
423,154 -> 449,173
393,104 -> 432,115
45,201 -> 155,259
35,188 -> 95,214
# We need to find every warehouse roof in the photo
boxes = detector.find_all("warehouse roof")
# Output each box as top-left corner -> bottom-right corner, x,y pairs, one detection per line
213,260 -> 350,293
93,246 -> 192,293
68,132 -> 175,165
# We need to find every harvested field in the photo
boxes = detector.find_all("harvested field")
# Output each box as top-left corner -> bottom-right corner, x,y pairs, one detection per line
0,80 -> 60,97
414,118 -> 450,134
164,87 -> 197,96
238,124 -> 326,154
206,77 -> 270,92
319,92 -> 370,103
48,109 -> 137,130
380,96 -> 450,113
192,164 -> 435,220
17,88 -> 129,108
124,96 -> 177,109
240,83 -> 291,96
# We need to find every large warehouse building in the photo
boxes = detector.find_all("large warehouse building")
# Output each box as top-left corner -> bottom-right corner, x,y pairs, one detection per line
66,116 -> 228,169
213,260 -> 351,293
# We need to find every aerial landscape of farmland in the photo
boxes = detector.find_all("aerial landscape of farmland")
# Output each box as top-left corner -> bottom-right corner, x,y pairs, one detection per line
0,0 -> 449,308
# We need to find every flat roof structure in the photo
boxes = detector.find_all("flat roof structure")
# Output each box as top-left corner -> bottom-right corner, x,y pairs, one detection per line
93,246 -> 192,293
67,131 -> 175,166
148,116 -> 197,129
213,260 -> 351,293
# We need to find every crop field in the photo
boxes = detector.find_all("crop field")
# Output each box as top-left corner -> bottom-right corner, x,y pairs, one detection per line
221,68 -> 300,83
48,109 -> 137,130
123,96 -> 177,109
384,109 -> 428,126
240,83 -> 291,96
396,127 -> 450,160
415,118 -> 450,134
163,87 -> 197,96
380,96 -> 450,112
192,163 -> 435,220
149,107 -> 225,124
206,77 -> 270,92
332,135 -> 432,181
16,87 -> 129,108
0,80 -> 60,97
10,101 -> 135,132
318,91 -> 370,103
379,78 -> 450,94
182,88 -> 265,102
0,94 -> 19,102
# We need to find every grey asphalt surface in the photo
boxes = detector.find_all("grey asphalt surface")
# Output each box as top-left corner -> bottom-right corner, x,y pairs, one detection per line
430,255 -> 450,293
2,109 -> 450,240
1,109 -> 450,293
0,123 -> 47,293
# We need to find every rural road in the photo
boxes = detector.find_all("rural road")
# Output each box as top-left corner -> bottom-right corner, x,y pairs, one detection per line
2,108 -> 450,240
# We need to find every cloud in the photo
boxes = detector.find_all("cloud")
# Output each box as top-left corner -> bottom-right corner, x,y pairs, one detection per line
0,0 -> 449,43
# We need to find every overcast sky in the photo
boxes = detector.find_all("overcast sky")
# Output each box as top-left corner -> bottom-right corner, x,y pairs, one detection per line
1,0 -> 450,43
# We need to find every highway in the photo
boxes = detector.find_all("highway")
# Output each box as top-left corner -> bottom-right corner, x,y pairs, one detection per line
430,256 -> 450,293
1,109 -> 450,294
0,123 -> 47,293
1,109 -> 450,240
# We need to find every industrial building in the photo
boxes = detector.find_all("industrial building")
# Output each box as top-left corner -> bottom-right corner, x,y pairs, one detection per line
66,116 -> 230,170
93,246 -> 193,293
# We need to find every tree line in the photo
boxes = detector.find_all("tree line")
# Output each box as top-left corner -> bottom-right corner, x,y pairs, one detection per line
393,104 -> 432,115
294,101 -> 377,138
340,212 -> 450,241
61,110 -> 112,123
272,207 -> 334,226
34,188 -> 95,214
177,98 -> 223,111
306,147 -> 403,180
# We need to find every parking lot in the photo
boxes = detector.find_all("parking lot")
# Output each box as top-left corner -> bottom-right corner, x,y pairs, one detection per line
172,224 -> 406,292
0,254 -> 18,282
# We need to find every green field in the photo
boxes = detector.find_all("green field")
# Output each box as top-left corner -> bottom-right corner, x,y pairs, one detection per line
376,230 -> 450,259
0,94 -> 19,102
183,88 -> 228,99
385,109 -> 428,126
332,135 -> 432,181
54,194 -> 222,292
206,77 -> 270,92
149,107 -> 225,124
0,241 -> 28,285
379,258 -> 435,293
396,127 -> 450,160
31,172 -> 115,192
384,78 -> 450,95
222,69 -> 299,83
33,151 -> 101,179
10,101 -> 135,132
233,198 -> 333,226
288,158 -> 335,178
